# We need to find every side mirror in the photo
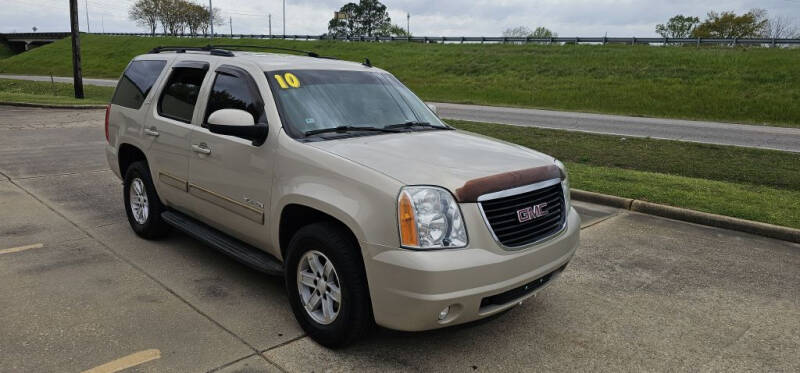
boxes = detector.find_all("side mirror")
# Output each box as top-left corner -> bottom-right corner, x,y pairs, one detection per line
427,103 -> 439,116
207,109 -> 268,146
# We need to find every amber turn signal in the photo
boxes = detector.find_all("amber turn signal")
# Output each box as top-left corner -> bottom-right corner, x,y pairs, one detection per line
398,191 -> 419,247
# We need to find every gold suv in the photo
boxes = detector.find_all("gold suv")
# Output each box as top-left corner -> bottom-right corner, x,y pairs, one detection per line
105,46 -> 580,348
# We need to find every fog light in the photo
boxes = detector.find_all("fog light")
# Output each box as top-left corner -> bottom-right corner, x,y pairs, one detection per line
438,306 -> 450,320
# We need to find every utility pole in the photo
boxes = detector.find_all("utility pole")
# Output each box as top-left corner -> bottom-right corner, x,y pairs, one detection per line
84,0 -> 90,33
230,16 -> 233,37
209,0 -> 214,38
69,0 -> 84,98
407,13 -> 410,36
282,0 -> 286,37
269,14 -> 272,37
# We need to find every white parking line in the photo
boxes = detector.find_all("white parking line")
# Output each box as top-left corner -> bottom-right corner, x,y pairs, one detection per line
81,349 -> 161,373
0,243 -> 43,255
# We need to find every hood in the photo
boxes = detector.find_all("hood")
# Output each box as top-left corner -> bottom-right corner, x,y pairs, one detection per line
308,130 -> 557,197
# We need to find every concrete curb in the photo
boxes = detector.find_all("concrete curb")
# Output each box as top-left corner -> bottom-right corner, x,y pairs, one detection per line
0,101 -> 106,110
571,189 -> 800,244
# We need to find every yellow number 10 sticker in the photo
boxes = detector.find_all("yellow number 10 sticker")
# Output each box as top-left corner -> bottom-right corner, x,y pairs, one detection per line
274,73 -> 301,89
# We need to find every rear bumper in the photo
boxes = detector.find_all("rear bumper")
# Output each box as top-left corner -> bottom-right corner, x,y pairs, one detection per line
363,207 -> 580,331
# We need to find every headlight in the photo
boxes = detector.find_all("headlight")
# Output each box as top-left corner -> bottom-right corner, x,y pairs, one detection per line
554,159 -> 570,208
397,186 -> 468,249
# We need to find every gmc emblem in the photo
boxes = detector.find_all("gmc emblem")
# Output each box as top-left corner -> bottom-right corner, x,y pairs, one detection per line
517,203 -> 548,223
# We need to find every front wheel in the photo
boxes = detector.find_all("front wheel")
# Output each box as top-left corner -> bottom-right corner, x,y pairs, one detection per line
285,223 -> 372,348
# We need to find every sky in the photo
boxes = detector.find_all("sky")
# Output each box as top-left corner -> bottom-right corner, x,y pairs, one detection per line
1,0 -> 799,37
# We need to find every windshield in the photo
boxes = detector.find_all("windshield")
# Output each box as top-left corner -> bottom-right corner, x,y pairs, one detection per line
265,69 -> 448,138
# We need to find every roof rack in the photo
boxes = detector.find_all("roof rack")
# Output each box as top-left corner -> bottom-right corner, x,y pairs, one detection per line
148,44 -> 335,59
209,44 -> 327,58
149,45 -> 234,57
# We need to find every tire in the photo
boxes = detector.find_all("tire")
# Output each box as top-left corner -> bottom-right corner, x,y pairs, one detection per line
285,222 -> 373,348
123,161 -> 170,239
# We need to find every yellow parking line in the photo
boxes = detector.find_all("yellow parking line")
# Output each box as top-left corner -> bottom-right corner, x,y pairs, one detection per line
0,243 -> 43,255
82,349 -> 161,373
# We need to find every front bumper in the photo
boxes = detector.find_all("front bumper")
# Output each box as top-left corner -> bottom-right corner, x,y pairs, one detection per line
363,206 -> 580,331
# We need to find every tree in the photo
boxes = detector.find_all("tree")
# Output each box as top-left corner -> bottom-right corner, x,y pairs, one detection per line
762,15 -> 799,39
184,3 -> 209,35
655,15 -> 700,38
355,0 -> 391,37
531,26 -> 557,38
503,26 -> 556,38
129,0 -> 161,36
503,26 -> 532,38
383,24 -> 408,37
327,0 -> 391,37
692,10 -> 768,39
328,2 -> 359,37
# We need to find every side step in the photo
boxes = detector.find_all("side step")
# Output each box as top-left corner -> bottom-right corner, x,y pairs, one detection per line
161,210 -> 283,276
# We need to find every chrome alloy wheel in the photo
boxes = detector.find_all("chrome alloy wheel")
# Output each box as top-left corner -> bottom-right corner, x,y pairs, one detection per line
297,250 -> 341,325
129,177 -> 149,224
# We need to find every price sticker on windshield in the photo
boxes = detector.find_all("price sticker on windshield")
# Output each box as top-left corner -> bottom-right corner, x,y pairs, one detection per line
274,73 -> 301,89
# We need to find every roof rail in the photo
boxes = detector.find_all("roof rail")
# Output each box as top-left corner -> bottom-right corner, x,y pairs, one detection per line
208,44 -> 334,59
149,45 -> 234,57
148,45 -> 335,59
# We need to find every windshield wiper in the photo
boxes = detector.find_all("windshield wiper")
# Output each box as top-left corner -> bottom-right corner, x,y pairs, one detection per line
385,121 -> 452,130
304,125 -> 403,137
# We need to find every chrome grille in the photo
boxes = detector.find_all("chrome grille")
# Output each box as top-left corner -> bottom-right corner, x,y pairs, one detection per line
479,180 -> 566,248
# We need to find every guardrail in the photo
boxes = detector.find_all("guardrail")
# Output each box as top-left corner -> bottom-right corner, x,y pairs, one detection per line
4,32 -> 800,46
93,33 -> 800,46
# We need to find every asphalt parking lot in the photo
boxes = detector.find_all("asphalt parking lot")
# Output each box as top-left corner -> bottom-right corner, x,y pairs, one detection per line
1,105 -> 798,372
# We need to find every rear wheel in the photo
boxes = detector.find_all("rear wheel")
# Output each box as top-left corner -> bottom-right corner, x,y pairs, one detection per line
285,222 -> 372,348
123,161 -> 169,239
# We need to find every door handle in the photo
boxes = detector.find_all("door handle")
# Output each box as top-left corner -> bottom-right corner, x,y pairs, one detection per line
144,127 -> 160,137
192,143 -> 212,155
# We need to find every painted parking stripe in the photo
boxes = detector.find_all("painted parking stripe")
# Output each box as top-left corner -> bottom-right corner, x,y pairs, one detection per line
0,243 -> 43,255
81,349 -> 161,373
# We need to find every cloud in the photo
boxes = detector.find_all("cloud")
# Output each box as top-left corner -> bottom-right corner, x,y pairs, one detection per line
1,0 -> 798,36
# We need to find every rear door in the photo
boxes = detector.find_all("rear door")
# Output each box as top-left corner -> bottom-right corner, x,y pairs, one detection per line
185,65 -> 273,247
145,60 -> 210,208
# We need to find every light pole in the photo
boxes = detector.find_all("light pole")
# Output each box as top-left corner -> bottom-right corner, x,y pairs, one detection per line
407,13 -> 410,36
269,14 -> 272,37
209,0 -> 214,38
84,0 -> 90,33
283,0 -> 286,36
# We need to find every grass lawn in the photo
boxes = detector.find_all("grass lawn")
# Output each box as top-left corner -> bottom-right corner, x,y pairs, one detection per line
0,43 -> 14,59
450,120 -> 800,229
0,79 -> 114,105
0,35 -> 799,127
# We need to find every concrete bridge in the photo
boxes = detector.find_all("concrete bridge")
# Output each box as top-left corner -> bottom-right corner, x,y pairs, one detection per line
1,32 -> 70,52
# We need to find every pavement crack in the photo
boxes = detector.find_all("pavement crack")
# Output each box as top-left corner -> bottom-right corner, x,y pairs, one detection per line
260,334 -> 307,354
206,353 -> 256,373
580,212 -> 624,230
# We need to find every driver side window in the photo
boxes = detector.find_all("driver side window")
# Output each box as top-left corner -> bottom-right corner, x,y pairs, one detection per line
205,72 -> 266,127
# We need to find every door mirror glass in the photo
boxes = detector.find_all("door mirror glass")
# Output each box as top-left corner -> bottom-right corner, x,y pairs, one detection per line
427,103 -> 439,116
206,109 -> 267,146
208,109 -> 255,127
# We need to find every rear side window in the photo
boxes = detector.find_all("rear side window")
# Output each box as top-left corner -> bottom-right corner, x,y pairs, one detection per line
205,72 -> 266,125
158,67 -> 207,123
111,60 -> 166,109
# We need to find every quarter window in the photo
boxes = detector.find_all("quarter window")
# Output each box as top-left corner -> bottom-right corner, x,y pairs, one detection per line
111,60 -> 166,109
158,67 -> 207,123
205,72 -> 265,125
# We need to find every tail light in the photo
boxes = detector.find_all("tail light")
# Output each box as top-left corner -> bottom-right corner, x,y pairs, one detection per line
104,104 -> 111,143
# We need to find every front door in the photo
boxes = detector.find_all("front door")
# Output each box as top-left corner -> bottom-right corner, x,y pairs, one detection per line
186,65 -> 273,247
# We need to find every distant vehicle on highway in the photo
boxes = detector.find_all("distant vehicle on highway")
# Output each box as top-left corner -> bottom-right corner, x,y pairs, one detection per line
104,46 -> 580,348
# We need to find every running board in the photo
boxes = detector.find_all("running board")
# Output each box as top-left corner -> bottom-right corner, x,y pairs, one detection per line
161,210 -> 283,276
